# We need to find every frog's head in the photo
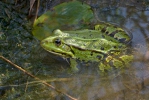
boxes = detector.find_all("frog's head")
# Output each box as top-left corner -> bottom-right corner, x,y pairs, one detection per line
41,36 -> 75,58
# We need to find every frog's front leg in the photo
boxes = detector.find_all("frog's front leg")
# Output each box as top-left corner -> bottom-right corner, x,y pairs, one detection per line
98,62 -> 111,72
70,58 -> 79,72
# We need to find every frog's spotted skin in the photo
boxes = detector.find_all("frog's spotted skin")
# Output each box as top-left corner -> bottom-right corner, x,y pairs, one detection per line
54,23 -> 132,44
41,23 -> 133,72
95,23 -> 132,44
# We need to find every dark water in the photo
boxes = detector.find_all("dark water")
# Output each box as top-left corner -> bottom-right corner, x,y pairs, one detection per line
1,0 -> 149,100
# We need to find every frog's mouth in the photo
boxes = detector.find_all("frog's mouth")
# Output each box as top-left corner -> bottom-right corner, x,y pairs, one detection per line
46,49 -> 75,58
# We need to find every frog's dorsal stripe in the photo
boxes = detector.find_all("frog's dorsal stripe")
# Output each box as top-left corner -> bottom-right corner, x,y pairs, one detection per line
68,44 -> 108,61
68,44 -> 128,65
63,37 -> 125,54
66,43 -> 122,56
69,44 -> 107,55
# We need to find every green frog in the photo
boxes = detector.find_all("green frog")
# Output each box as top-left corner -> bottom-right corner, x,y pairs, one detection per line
41,23 -> 133,72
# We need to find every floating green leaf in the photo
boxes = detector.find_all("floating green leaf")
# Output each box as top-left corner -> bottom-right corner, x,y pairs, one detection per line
32,1 -> 94,40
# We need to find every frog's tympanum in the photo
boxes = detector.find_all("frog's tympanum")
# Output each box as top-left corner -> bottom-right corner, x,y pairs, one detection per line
41,23 -> 133,72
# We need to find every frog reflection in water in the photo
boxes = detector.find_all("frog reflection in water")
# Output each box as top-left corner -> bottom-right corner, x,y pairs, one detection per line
41,23 -> 133,72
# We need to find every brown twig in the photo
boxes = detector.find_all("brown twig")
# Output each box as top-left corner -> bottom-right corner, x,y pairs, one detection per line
29,0 -> 36,16
0,55 -> 77,100
33,0 -> 40,23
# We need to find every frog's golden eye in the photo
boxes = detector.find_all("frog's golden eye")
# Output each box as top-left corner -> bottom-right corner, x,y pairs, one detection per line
55,38 -> 61,46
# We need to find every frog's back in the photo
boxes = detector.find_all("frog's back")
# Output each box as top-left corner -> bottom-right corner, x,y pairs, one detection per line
55,23 -> 132,44
63,37 -> 126,54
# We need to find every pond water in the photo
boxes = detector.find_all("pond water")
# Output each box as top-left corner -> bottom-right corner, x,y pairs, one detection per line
0,0 -> 149,100
42,1 -> 149,99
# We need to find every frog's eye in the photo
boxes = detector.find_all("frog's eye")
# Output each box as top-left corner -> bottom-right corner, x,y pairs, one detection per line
55,38 -> 61,46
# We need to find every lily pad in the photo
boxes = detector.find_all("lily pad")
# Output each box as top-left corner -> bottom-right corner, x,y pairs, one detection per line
32,0 -> 94,40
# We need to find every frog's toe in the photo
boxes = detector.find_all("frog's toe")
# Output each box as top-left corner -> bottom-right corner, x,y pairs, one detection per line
98,63 -> 111,72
